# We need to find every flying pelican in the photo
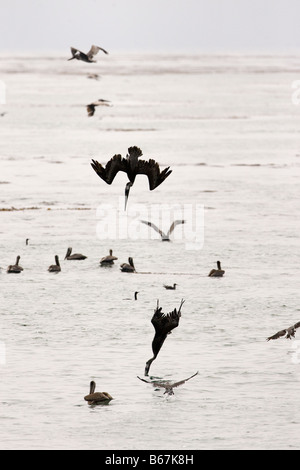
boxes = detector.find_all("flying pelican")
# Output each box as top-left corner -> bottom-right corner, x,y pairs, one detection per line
208,261 -> 225,277
64,247 -> 87,260
120,257 -> 135,273
68,45 -> 108,63
267,321 -> 300,341
7,256 -> 23,274
48,255 -> 61,273
87,99 -> 111,117
84,381 -> 113,405
100,249 -> 118,266
145,299 -> 185,376
137,371 -> 198,396
141,220 -> 185,242
91,146 -> 172,210
164,284 -> 177,290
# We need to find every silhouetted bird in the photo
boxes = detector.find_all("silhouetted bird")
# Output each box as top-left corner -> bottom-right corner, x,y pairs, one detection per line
84,381 -> 113,405
141,220 -> 185,241
64,247 -> 87,260
164,283 -> 177,290
267,321 -> 300,341
87,99 -> 111,117
208,261 -> 225,277
91,146 -> 172,210
68,45 -> 108,63
48,255 -> 61,273
100,249 -> 118,266
120,257 -> 135,273
7,256 -> 23,274
137,371 -> 198,396
25,238 -> 30,246
145,299 -> 185,376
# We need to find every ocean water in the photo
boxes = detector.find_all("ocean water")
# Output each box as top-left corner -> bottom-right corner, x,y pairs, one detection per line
0,52 -> 300,450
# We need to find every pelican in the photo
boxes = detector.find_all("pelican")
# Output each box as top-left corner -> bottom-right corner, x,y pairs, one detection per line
84,381 -> 113,405
208,261 -> 225,277
48,255 -> 61,273
267,321 -> 300,341
141,220 -> 185,242
137,371 -> 198,396
91,146 -> 172,210
65,247 -> 87,260
87,99 -> 111,117
26,238 -> 30,246
100,249 -> 118,266
164,284 -> 177,290
7,256 -> 23,274
120,257 -> 135,273
68,45 -> 108,63
145,299 -> 184,376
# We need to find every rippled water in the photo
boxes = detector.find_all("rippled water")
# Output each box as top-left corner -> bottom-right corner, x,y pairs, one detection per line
0,52 -> 300,450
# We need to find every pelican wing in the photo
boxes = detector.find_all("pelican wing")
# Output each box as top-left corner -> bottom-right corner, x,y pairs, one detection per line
136,159 -> 172,190
91,154 -> 129,185
137,376 -> 152,385
70,47 -> 88,61
293,321 -> 300,330
171,371 -> 199,389
87,45 -> 109,58
167,220 -> 185,237
267,329 -> 287,341
140,220 -> 166,239
87,104 -> 96,117
70,47 -> 79,57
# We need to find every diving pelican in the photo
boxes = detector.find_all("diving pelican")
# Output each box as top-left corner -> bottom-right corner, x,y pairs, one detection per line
145,299 -> 184,376
141,220 -> 185,241
120,257 -> 135,273
65,247 -> 87,261
91,146 -> 172,210
7,256 -> 23,274
84,381 -> 113,405
137,371 -> 198,396
267,321 -> 300,341
100,249 -> 118,266
48,255 -> 61,273
68,45 -> 108,63
208,261 -> 225,277
87,99 -> 111,117
164,284 -> 177,290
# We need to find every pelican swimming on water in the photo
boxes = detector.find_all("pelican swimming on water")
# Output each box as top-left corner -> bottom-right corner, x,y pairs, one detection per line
68,45 -> 108,63
164,284 -> 177,290
87,99 -> 111,117
141,220 -> 185,242
145,299 -> 185,376
65,247 -> 87,260
120,257 -> 136,273
100,249 -> 118,266
137,371 -> 199,396
48,255 -> 61,273
7,256 -> 23,274
208,261 -> 225,277
267,321 -> 300,341
91,146 -> 172,210
84,381 -> 113,405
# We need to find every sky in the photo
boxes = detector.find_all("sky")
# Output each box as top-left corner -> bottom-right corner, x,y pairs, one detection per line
1,0 -> 300,53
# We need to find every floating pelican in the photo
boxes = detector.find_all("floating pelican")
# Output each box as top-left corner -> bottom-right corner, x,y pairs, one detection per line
48,255 -> 61,273
65,247 -> 87,260
120,257 -> 135,273
7,256 -> 23,274
87,99 -> 111,117
141,220 -> 185,242
267,321 -> 300,341
84,381 -> 113,405
208,261 -> 225,277
164,284 -> 177,290
26,238 -> 30,246
68,45 -> 108,63
137,371 -> 198,396
145,299 -> 184,376
100,249 -> 118,266
91,146 -> 172,210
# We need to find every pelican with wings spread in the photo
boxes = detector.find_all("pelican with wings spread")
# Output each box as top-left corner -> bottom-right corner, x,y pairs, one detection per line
141,220 -> 185,241
144,299 -> 184,376
137,371 -> 198,396
68,45 -> 108,63
91,146 -> 172,210
266,321 -> 300,341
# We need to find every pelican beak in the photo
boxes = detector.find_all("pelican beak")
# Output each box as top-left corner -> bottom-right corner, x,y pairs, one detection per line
124,183 -> 132,211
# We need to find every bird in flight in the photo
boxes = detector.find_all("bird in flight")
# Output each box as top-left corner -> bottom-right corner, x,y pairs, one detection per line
87,99 -> 111,117
84,381 -> 113,405
266,321 -> 300,341
140,220 -> 185,242
91,146 -> 172,210
145,299 -> 184,376
208,261 -> 225,277
68,45 -> 108,63
137,371 -> 198,396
